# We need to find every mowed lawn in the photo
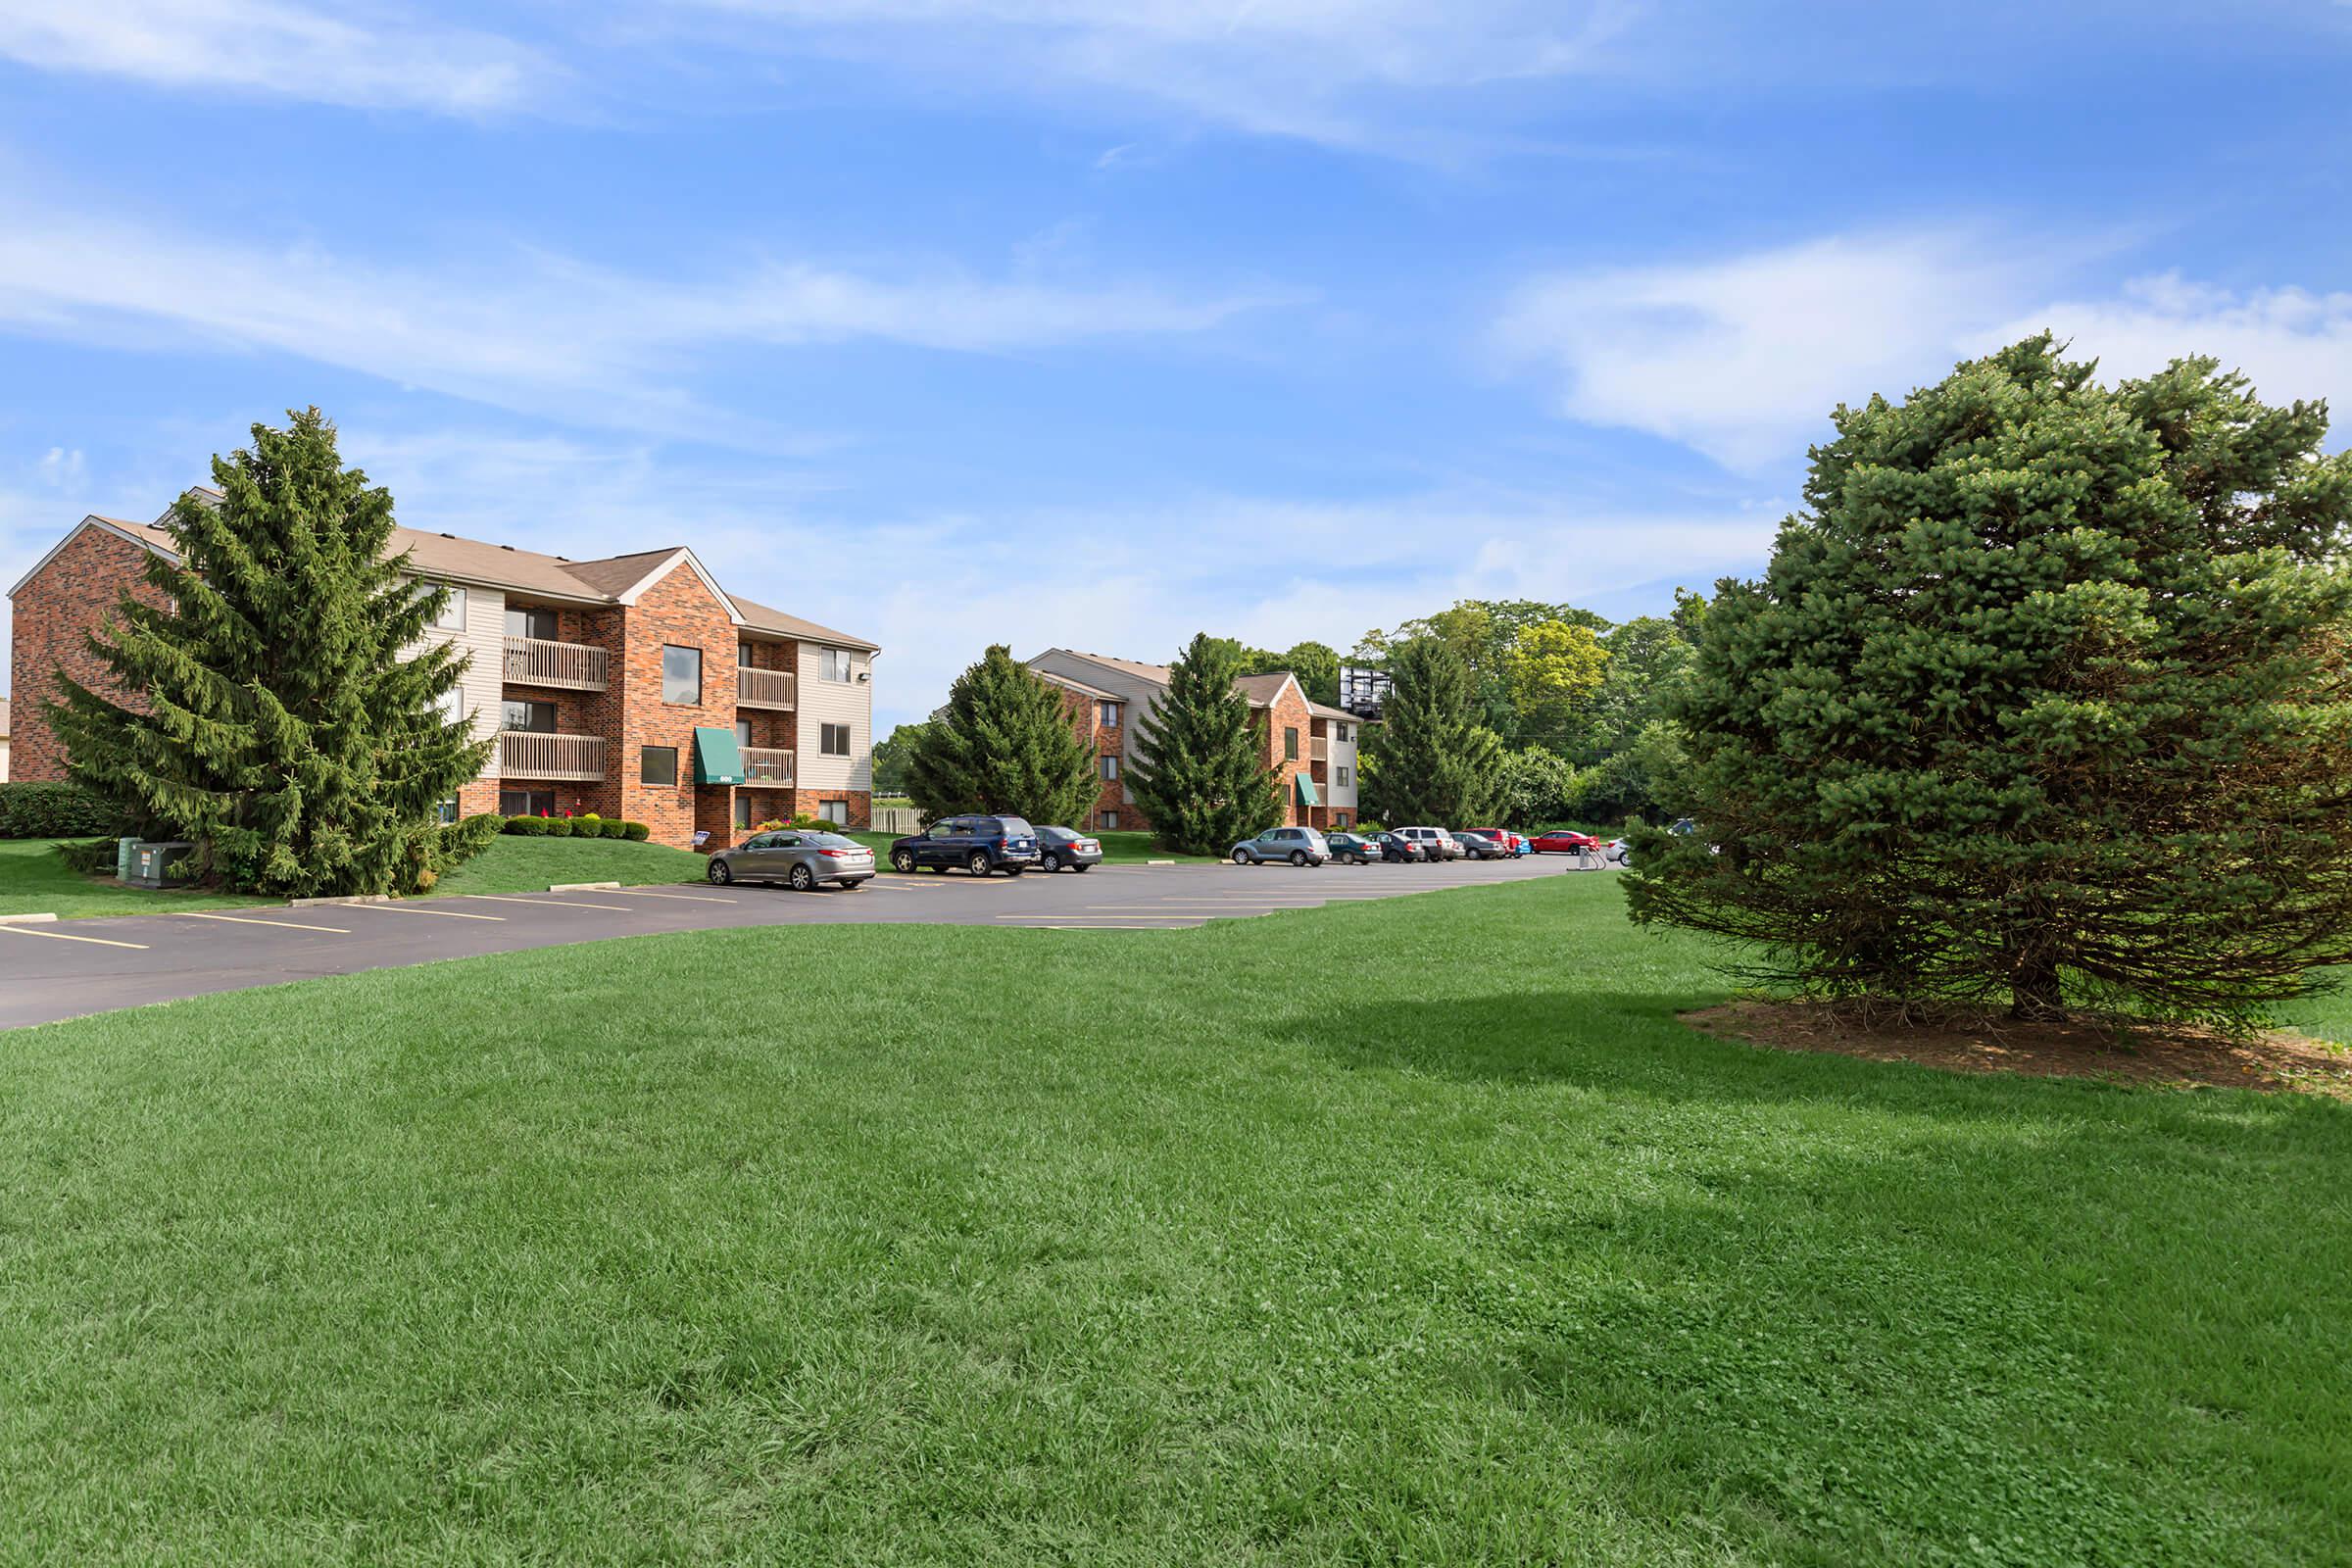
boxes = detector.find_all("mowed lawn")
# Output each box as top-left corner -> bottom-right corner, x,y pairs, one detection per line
0,834 -> 710,917
4,878 -> 2348,1563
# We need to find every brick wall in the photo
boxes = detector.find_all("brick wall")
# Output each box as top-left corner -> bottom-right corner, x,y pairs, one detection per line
613,566 -> 739,848
1264,682 -> 1314,828
6,524 -> 166,781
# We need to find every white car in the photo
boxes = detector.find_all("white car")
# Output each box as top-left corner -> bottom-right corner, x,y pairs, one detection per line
1394,826 -> 1462,861
1602,838 -> 1631,864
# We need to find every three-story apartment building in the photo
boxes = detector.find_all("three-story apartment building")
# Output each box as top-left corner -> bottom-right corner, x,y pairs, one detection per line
1026,649 -> 1367,834
6,492 -> 877,849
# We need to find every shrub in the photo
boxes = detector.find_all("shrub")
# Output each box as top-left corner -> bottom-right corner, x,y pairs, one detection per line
542,818 -> 574,838
621,821 -> 650,842
598,819 -> 628,839
0,781 -> 122,840
504,815 -> 545,836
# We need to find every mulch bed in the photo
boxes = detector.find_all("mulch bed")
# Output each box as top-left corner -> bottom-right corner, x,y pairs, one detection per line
1681,1000 -> 2352,1098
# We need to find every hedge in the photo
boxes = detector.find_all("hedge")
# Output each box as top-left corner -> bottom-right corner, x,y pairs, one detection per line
0,781 -> 122,840
622,821 -> 650,841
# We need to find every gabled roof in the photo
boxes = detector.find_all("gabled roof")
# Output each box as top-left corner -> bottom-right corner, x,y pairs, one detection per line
1233,671 -> 1301,709
1035,650 -> 1311,710
12,489 -> 878,652
1031,666 -> 1119,701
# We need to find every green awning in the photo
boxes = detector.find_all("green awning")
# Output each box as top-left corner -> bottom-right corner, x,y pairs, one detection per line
693,726 -> 747,785
1296,773 -> 1321,807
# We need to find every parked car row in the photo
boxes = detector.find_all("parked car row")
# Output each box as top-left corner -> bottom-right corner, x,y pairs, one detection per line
1229,823 -> 1602,867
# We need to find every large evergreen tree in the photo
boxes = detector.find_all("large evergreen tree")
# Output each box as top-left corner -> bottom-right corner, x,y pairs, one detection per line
48,409 -> 488,897
1362,636 -> 1506,825
1627,336 -> 2352,1023
1128,633 -> 1281,854
905,646 -> 1098,826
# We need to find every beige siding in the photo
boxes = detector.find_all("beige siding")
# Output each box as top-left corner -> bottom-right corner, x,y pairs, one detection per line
797,642 -> 873,791
1328,724 -> 1360,809
1024,651 -> 1168,806
414,578 -> 506,780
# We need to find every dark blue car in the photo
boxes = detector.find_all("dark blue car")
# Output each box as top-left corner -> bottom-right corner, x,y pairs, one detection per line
889,814 -> 1042,876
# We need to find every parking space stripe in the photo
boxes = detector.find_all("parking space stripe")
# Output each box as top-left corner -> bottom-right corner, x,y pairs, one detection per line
464,894 -> 634,912
618,889 -> 736,903
0,923 -> 150,950
182,910 -> 352,934
351,903 -> 504,921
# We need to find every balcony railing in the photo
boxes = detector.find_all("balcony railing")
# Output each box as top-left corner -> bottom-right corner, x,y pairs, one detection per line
498,730 -> 607,782
742,746 -> 796,784
1310,736 -> 1330,761
738,666 -> 798,710
504,636 -> 609,692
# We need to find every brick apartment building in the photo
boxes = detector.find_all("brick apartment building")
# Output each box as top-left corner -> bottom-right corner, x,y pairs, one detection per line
1026,649 -> 1367,833
7,492 -> 878,850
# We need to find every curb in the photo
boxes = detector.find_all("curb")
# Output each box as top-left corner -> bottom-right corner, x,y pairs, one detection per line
289,894 -> 393,907
549,881 -> 623,893
0,911 -> 61,925
1145,859 -> 1175,866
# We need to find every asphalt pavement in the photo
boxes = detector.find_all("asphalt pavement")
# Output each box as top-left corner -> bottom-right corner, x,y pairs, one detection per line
0,853 -> 1600,1030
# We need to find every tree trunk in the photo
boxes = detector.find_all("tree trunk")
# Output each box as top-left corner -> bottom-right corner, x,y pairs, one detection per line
2009,955 -> 2066,1022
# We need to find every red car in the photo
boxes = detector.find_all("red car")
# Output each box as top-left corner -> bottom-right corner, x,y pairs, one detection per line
1530,828 -> 1602,855
1466,827 -> 1528,856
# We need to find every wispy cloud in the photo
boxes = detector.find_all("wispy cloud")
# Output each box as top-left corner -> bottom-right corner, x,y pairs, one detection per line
0,0 -> 557,114
1494,226 -> 2352,471
0,192 -> 1292,444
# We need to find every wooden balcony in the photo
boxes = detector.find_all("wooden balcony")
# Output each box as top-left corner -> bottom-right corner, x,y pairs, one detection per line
1310,736 -> 1330,761
498,730 -> 607,782
504,636 -> 609,692
738,665 -> 797,710
742,747 -> 796,784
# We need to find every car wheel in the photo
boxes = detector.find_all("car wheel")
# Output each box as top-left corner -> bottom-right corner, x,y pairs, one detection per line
891,849 -> 916,874
1041,851 -> 1060,872
1233,849 -> 1252,865
967,852 -> 992,876
1290,850 -> 1308,866
708,859 -> 733,885
788,863 -> 816,892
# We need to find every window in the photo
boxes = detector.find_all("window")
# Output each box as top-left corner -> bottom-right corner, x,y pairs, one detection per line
423,582 -> 466,631
434,798 -> 459,825
1337,765 -> 1350,788
1284,726 -> 1299,761
820,722 -> 852,757
437,687 -> 467,727
819,648 -> 856,682
502,700 -> 555,733
500,788 -> 554,816
818,800 -> 848,824
1099,810 -> 1119,831
1099,700 -> 1121,728
662,645 -> 702,705
734,796 -> 753,830
735,719 -> 753,748
738,641 -> 755,667
1338,722 -> 1352,743
930,820 -> 964,839
1336,812 -> 1351,829
505,606 -> 557,641
640,746 -> 679,785
1099,754 -> 1119,781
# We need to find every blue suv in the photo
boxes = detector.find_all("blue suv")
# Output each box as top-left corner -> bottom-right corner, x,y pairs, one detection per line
889,814 -> 1043,876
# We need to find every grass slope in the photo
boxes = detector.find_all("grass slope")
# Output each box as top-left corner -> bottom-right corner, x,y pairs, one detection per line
4,877 -> 2348,1563
0,835 -> 710,917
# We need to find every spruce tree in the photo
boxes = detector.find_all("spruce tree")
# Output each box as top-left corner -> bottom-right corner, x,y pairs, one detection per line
1362,636 -> 1505,825
1128,633 -> 1282,854
1627,336 -> 2352,1024
905,646 -> 1098,826
48,409 -> 489,898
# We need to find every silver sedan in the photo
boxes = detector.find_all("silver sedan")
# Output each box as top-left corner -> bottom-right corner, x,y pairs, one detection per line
707,829 -> 875,891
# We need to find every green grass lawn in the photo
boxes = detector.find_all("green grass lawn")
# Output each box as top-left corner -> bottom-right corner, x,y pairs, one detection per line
0,834 -> 713,917
849,827 -> 1222,864
4,876 -> 2347,1562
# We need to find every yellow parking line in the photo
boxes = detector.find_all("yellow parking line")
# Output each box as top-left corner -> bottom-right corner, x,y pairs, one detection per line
182,910 -> 352,934
619,889 -> 736,903
464,894 -> 634,912
0,923 -> 150,950
352,903 -> 504,921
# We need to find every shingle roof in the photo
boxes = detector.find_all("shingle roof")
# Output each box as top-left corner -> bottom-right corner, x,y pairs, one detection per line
1232,672 -> 1298,707
1031,666 -> 1118,701
1041,650 -> 1317,710
34,492 -> 878,650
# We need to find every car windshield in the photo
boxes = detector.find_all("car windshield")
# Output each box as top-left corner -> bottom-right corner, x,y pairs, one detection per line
992,817 -> 1035,838
1038,826 -> 1075,841
808,832 -> 858,849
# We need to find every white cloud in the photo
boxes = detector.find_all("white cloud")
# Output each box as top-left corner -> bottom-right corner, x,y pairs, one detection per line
1496,229 -> 2352,471
0,193 -> 1289,444
661,0 -> 1636,155
0,0 -> 556,114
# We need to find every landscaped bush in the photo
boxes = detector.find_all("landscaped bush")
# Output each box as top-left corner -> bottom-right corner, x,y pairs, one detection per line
621,821 -> 650,841
503,815 -> 546,836
598,819 -> 628,839
542,818 -> 574,838
0,782 -> 122,840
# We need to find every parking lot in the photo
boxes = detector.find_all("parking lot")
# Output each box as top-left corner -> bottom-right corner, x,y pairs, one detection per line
0,854 -> 1599,1030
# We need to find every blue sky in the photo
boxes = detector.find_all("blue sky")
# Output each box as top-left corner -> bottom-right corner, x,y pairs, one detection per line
3,1 -> 2350,732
